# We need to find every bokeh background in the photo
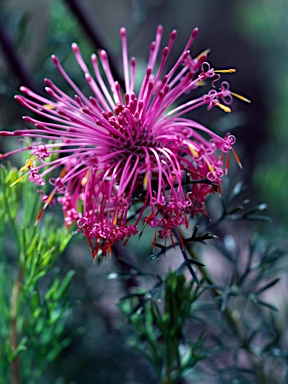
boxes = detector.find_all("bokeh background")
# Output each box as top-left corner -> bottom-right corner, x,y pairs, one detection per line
0,0 -> 287,383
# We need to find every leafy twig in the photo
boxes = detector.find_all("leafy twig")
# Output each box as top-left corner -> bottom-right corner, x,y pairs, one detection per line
63,0 -> 125,89
0,19 -> 40,90
9,266 -> 23,384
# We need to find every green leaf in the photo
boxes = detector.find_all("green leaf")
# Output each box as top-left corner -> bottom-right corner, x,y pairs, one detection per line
54,270 -> 75,301
9,337 -> 27,362
255,278 -> 280,294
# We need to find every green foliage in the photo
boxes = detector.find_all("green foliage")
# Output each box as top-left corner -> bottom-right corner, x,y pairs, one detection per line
0,165 -> 74,383
115,178 -> 287,384
0,1 -> 286,382
119,271 -> 205,383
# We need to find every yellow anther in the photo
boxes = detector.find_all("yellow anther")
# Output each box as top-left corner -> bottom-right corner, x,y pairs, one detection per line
10,173 -> 28,187
196,49 -> 211,61
44,189 -> 56,209
81,169 -> 91,186
59,167 -> 67,178
197,81 -> 206,86
215,102 -> 231,113
143,172 -> 149,190
19,156 -> 36,172
187,143 -> 199,158
215,69 -> 236,74
113,210 -> 118,226
43,104 -> 55,109
231,92 -> 251,103
205,158 -> 215,174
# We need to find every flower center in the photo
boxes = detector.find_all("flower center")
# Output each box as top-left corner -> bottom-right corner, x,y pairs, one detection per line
102,102 -> 160,158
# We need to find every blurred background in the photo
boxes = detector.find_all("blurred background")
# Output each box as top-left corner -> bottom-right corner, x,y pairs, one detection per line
0,0 -> 287,383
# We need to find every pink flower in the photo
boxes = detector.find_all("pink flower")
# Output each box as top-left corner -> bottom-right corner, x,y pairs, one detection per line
0,26 -> 245,258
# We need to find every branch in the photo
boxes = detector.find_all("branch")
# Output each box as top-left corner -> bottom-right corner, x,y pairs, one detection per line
0,20 -> 39,91
10,266 -> 24,384
63,0 -> 125,89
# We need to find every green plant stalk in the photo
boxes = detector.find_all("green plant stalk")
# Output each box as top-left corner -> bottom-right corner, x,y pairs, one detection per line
187,245 -> 270,382
2,172 -> 23,383
0,163 -> 77,384
9,263 -> 23,384
2,192 -> 20,253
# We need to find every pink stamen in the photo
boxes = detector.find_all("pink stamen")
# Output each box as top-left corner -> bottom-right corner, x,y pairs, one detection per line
0,25 -> 242,257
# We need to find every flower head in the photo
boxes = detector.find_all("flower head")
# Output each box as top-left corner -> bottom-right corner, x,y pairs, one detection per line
0,26 -> 246,258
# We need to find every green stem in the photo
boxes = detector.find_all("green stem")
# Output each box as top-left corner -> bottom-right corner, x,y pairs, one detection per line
10,264 -> 24,384
187,245 -> 268,381
2,195 -> 21,252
